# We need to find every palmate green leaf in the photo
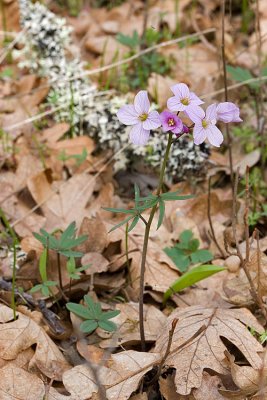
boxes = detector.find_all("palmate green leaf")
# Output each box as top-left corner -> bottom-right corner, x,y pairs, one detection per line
191,249 -> 213,264
66,302 -> 92,319
163,264 -> 225,303
164,247 -> 190,272
179,230 -> 193,246
109,215 -> 133,233
41,285 -> 50,297
157,198 -> 165,230
134,183 -> 140,206
100,310 -> 120,320
60,221 -> 76,243
80,320 -> 98,333
66,257 -> 76,274
44,281 -> 57,286
60,234 -> 88,249
98,320 -> 117,332
59,250 -> 84,258
30,284 -> 42,293
128,215 -> 140,232
102,207 -> 136,215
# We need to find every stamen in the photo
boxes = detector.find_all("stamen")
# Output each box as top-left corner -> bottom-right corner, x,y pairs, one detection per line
181,97 -> 190,106
168,118 -> 175,127
202,120 -> 209,128
139,113 -> 148,122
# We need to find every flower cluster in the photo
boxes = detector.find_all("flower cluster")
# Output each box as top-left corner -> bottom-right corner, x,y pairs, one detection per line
117,83 -> 242,147
17,0 -> 211,182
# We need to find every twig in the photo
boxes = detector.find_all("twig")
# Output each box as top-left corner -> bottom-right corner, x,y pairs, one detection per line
207,177 -> 226,258
0,27 -> 27,65
221,0 -> 234,192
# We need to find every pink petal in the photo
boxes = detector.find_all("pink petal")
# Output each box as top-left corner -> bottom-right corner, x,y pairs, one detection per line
170,83 -> 190,99
206,103 -> 217,123
172,123 -> 183,134
167,96 -> 184,112
206,124 -> 224,147
186,105 -> 205,123
117,105 -> 139,125
142,111 -> 161,130
134,91 -> 150,115
193,124 -> 207,145
129,123 -> 150,145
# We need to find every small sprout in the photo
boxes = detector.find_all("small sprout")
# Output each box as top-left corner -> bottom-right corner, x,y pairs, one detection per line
66,295 -> 120,333
66,257 -> 91,280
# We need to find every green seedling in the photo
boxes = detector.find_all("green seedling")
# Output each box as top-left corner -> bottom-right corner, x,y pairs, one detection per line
66,294 -> 120,333
163,264 -> 225,304
30,247 -> 57,297
58,148 -> 88,166
164,230 -> 213,272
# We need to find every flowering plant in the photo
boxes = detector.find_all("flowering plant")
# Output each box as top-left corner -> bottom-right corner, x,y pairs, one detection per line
105,82 -> 241,351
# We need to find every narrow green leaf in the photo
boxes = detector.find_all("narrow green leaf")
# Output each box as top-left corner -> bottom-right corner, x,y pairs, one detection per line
128,215 -> 139,232
66,257 -> 76,274
134,183 -> 140,206
80,320 -> 98,333
157,198 -> 165,230
44,281 -> 57,286
161,193 -> 194,201
60,221 -> 76,243
102,207 -> 136,215
66,302 -> 92,319
98,320 -> 117,332
39,248 -> 48,282
30,284 -> 42,293
76,264 -> 91,272
101,310 -> 120,320
163,264 -> 225,303
109,215 -> 133,232
59,250 -> 84,258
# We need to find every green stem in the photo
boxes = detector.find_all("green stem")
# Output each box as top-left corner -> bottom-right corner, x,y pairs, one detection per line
57,253 -> 63,290
139,133 -> 173,351
125,222 -> 132,284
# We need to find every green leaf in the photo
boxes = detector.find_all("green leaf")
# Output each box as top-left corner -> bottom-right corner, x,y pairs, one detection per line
188,239 -> 199,252
164,247 -> 190,272
109,215 -> 133,232
66,302 -> 92,319
102,207 -> 136,215
179,230 -> 193,246
41,285 -> 50,297
69,273 -> 80,280
163,264 -> 225,303
33,232 -> 47,247
30,284 -> 42,293
226,65 -> 253,82
44,281 -> 57,287
60,221 -> 76,244
59,250 -> 84,258
134,183 -> 140,206
101,310 -> 120,320
98,320 -> 117,332
191,249 -> 213,264
80,320 -> 98,333
67,257 -> 76,274
39,248 -> 48,282
160,192 -> 194,201
157,198 -> 165,230
128,215 -> 139,232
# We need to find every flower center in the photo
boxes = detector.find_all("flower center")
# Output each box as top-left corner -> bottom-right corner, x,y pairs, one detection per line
168,118 -> 175,127
202,119 -> 209,128
139,113 -> 148,122
181,97 -> 190,106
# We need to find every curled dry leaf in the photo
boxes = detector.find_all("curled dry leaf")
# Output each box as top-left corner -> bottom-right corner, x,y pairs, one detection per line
81,252 -> 109,274
100,302 -> 167,348
78,215 -> 108,254
154,305 -> 264,395
0,305 -> 70,380
63,350 -> 161,400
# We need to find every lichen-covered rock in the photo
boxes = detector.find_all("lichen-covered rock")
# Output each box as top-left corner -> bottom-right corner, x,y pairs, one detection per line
16,0 -> 210,182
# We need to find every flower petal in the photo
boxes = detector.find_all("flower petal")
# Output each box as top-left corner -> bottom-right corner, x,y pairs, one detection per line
117,105 -> 139,125
167,96 -> 183,112
193,124 -> 207,145
129,123 -> 150,145
206,124 -> 224,147
216,102 -> 242,123
134,90 -> 150,114
143,110 -> 161,130
186,105 -> 205,123
190,92 -> 204,105
206,103 -> 217,123
170,83 -> 190,99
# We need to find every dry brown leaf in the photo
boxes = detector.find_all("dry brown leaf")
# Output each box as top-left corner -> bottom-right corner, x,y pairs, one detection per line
100,302 -> 166,348
154,305 -> 264,395
63,350 -> 161,400
50,135 -> 95,157
42,123 -> 70,144
27,170 -> 96,230
192,371 -> 226,400
0,364 -> 74,400
82,252 -> 109,274
0,305 -> 70,380
78,215 -> 108,254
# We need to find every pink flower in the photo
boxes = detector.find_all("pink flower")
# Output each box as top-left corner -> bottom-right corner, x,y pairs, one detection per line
167,83 -> 203,115
159,110 -> 183,135
216,102 -> 242,123
117,90 -> 161,145
189,103 -> 224,147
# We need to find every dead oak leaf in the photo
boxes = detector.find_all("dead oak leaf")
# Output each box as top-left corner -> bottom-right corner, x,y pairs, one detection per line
0,305 -> 69,380
154,305 -> 264,395
63,350 -> 161,400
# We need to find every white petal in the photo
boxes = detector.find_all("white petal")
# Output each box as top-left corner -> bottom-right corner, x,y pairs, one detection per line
190,92 -> 204,105
134,91 -> 150,114
206,103 -> 217,123
186,105 -> 205,123
206,124 -> 224,147
167,96 -> 184,111
117,105 -> 139,125
129,123 -> 150,145
171,83 -> 190,99
193,125 -> 207,145
143,111 -> 161,130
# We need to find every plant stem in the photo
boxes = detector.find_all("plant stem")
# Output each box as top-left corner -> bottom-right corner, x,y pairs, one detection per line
11,242 -> 17,320
57,253 -> 63,290
139,133 -> 173,351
